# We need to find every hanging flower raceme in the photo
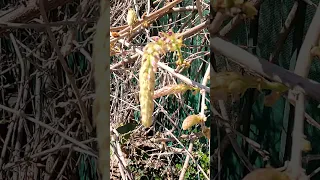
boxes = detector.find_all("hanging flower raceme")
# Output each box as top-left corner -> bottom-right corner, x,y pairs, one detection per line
153,84 -> 199,99
139,30 -> 184,127
211,72 -> 288,104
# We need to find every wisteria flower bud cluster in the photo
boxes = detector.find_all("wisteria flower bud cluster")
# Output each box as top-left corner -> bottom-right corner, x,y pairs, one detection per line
139,30 -> 184,128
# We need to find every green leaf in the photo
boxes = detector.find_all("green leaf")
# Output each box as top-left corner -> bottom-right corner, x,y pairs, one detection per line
116,122 -> 138,134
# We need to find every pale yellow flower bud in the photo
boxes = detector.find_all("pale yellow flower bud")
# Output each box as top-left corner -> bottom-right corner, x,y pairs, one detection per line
127,8 -> 137,26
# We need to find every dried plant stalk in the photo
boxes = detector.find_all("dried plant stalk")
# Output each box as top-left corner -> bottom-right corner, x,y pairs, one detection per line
92,0 -> 110,179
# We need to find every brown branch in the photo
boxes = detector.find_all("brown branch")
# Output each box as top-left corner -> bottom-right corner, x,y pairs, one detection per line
110,20 -> 209,71
110,0 -> 183,44
109,6 -> 199,32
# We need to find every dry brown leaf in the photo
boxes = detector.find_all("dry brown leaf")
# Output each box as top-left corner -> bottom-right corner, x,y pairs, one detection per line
110,31 -> 120,38
182,114 -> 204,130
242,168 -> 290,180
264,91 -> 281,107
202,127 -> 210,139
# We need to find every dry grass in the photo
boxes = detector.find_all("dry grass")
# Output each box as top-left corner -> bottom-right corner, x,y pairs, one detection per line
0,0 -> 99,179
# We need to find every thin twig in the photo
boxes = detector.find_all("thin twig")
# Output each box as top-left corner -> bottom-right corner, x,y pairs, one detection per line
178,140 -> 194,180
